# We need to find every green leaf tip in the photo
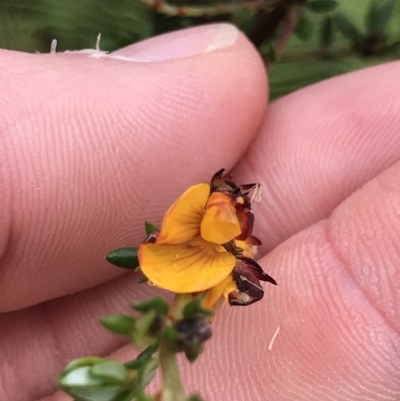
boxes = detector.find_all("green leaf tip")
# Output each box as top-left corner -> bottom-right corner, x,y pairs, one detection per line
131,310 -> 158,347
295,15 -> 313,41
308,0 -> 338,13
132,297 -> 170,315
320,16 -> 334,48
144,221 -> 159,235
187,395 -> 206,401
183,296 -> 213,319
90,360 -> 128,384
100,314 -> 135,336
366,0 -> 395,34
106,247 -> 140,270
58,358 -> 129,401
333,12 -> 362,43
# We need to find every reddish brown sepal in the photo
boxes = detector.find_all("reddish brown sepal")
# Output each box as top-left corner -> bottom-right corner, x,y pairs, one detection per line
234,204 -> 254,241
228,258 -> 277,306
237,256 -> 277,285
143,232 -> 158,244
247,235 -> 262,246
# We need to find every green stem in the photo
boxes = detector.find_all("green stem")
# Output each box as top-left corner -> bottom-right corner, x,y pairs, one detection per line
159,340 -> 186,401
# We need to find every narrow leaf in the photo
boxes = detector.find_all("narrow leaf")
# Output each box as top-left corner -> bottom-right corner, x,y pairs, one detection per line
308,0 -> 338,13
320,16 -> 334,48
333,12 -> 362,43
106,247 -> 140,270
100,315 -> 135,336
144,221 -> 159,235
137,357 -> 158,388
187,396 -> 206,401
90,360 -> 128,384
124,342 -> 159,369
383,39 -> 400,54
366,0 -> 396,33
131,310 -> 157,347
58,365 -> 125,401
62,357 -> 105,374
183,296 -> 213,319
295,15 -> 313,41
136,342 -> 160,362
132,297 -> 169,315
365,0 -> 378,33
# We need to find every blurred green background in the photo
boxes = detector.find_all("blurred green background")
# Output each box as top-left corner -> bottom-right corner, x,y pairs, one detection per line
0,0 -> 399,99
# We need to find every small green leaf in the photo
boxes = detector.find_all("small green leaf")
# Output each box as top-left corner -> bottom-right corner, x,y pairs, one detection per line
100,315 -> 135,336
144,221 -> 159,235
136,342 -> 159,362
184,345 -> 204,363
132,297 -> 169,315
131,310 -> 158,347
58,365 -> 126,401
138,275 -> 149,283
112,391 -> 141,401
295,15 -> 313,41
308,0 -> 338,13
333,12 -> 362,43
366,0 -> 395,34
182,296 -> 213,319
320,16 -> 334,48
161,326 -> 180,351
266,42 -> 276,63
124,342 -> 159,370
187,395 -> 205,401
124,358 -> 145,370
383,39 -> 400,54
136,393 -> 156,401
137,357 -> 158,388
90,360 -> 128,384
106,247 -> 140,270
63,357 -> 105,374
366,1 -> 378,33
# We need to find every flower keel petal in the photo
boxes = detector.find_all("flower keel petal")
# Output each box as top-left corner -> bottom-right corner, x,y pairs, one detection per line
201,192 -> 241,244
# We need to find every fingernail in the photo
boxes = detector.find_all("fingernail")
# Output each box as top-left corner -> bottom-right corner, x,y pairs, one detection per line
112,23 -> 239,62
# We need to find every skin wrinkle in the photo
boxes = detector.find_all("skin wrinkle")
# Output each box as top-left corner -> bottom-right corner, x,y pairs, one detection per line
327,162 -> 400,337
265,227 -> 398,400
234,61 -> 400,255
322,221 -> 400,338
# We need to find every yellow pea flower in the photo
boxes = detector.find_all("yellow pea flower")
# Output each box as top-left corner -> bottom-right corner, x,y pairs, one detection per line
139,183 -> 238,294
138,169 -> 277,309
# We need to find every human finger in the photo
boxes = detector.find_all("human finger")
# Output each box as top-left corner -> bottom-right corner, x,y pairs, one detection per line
0,23 -> 267,312
234,61 -> 400,253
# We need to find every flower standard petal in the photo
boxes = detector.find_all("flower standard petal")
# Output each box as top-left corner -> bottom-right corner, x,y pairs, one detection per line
200,192 -> 242,244
157,183 -> 210,245
139,238 -> 236,293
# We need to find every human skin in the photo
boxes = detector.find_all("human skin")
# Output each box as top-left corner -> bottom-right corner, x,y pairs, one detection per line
0,23 -> 399,401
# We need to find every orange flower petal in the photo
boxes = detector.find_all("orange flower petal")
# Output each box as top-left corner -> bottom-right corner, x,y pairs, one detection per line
157,183 -> 210,244
200,192 -> 241,244
235,239 -> 257,258
202,275 -> 237,309
139,237 -> 236,293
